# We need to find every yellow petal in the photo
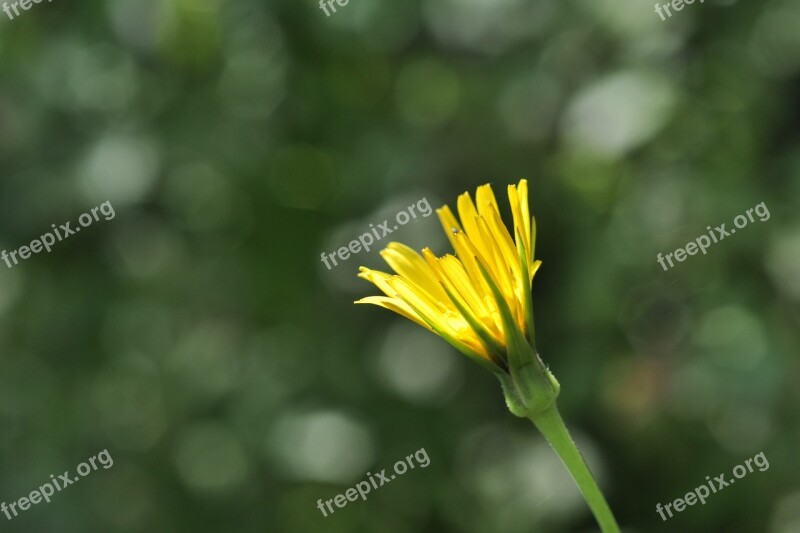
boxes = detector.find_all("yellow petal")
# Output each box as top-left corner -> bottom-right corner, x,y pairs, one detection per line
456,192 -> 490,262
355,295 -> 433,331
380,242 -> 448,304
508,181 -> 530,264
480,193 -> 520,280
435,253 -> 503,341
436,205 -> 463,253
476,215 -> 519,311
387,276 -> 455,334
450,230 -> 494,302
518,180 -> 531,261
357,267 -> 398,297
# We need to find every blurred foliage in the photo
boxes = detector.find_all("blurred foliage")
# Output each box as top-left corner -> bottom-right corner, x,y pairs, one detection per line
1,0 -> 799,532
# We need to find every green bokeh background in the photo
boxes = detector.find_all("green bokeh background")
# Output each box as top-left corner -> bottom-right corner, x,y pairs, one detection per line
1,0 -> 799,532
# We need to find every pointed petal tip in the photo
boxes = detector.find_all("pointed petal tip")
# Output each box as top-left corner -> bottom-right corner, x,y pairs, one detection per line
357,266 -> 377,278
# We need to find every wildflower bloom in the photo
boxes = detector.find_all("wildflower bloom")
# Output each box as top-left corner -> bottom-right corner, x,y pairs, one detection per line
356,180 -> 541,369
355,180 -> 620,532
357,180 -> 560,416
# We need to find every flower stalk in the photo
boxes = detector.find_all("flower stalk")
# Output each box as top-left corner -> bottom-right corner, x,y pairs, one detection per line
494,306 -> 619,532
527,404 -> 621,533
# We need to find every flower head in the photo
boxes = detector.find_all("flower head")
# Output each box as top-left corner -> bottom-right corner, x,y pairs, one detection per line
356,180 -> 544,380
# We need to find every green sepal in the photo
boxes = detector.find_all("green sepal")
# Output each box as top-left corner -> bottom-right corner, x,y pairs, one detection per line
475,258 -> 560,417
515,225 -> 536,347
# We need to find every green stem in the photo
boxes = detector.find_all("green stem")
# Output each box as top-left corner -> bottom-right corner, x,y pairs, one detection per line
528,405 -> 620,533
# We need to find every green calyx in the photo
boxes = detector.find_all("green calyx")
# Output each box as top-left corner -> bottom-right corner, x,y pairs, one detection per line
495,345 -> 561,418
475,259 -> 560,418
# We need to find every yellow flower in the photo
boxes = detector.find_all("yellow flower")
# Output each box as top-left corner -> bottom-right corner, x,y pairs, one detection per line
355,181 -> 621,533
356,180 -> 542,375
